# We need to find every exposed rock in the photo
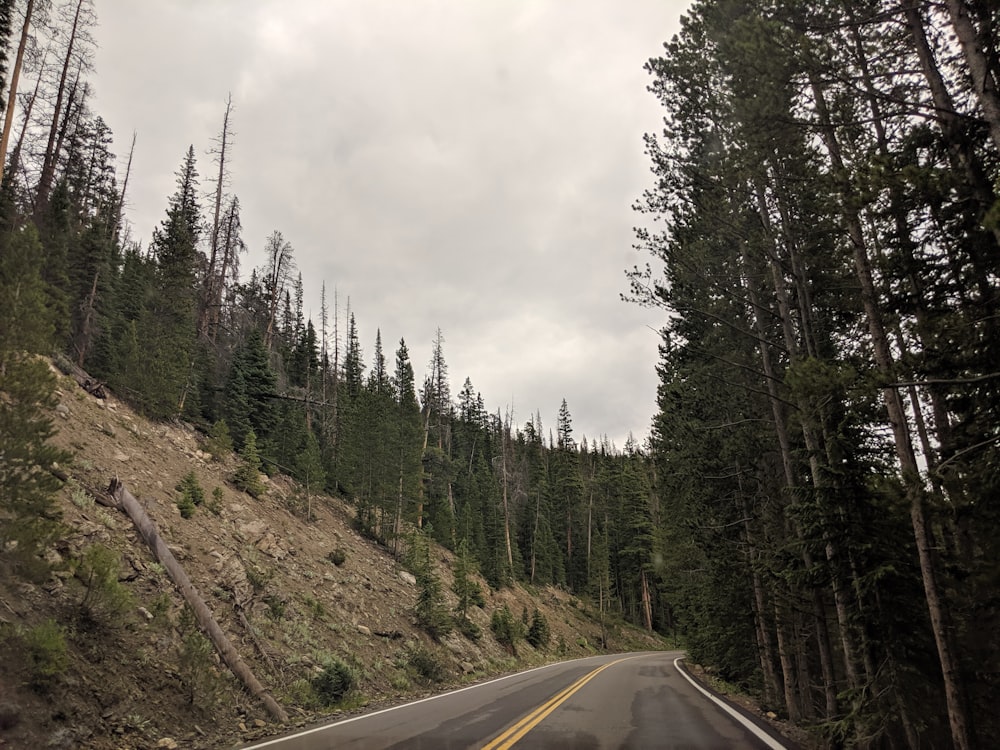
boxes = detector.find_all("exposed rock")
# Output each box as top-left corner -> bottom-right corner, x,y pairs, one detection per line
238,519 -> 268,539
113,451 -> 129,462
461,661 -> 475,674
254,719 -> 266,728
138,606 -> 154,620
156,739 -> 178,749
55,403 -> 70,418
257,532 -> 289,560
357,625 -> 372,637
399,571 -> 417,586
46,727 -> 75,748
101,423 -> 116,437
766,711 -> 778,720
442,633 -> 466,655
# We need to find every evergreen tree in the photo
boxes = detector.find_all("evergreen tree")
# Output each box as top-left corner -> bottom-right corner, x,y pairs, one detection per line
0,223 -> 69,579
408,530 -> 452,639
225,326 -> 276,447
391,339 -> 423,555
122,147 -> 202,417
452,538 -> 482,639
233,428 -> 265,498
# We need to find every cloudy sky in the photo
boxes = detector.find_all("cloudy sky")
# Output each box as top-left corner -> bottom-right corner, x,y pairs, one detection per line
90,1 -> 690,449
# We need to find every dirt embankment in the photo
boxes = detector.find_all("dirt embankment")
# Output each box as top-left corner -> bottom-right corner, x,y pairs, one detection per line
0,366 -> 665,749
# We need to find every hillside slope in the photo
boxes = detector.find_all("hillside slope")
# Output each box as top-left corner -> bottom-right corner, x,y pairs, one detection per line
0,365 -> 666,749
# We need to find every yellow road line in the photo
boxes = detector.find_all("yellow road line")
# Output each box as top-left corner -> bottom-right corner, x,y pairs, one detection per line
482,656 -> 634,749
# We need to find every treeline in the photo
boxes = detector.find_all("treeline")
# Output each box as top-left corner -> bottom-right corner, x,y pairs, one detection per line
0,1 -> 666,641
632,0 -> 999,748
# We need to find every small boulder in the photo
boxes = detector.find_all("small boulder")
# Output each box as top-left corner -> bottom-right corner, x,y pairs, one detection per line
399,571 -> 417,586
357,625 -> 372,637
156,739 -> 178,749
55,403 -> 70,418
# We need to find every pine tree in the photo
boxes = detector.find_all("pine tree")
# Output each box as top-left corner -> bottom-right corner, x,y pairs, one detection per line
408,530 -> 452,639
0,222 -> 69,579
123,147 -> 202,418
296,428 -> 324,521
391,339 -> 423,555
452,538 -> 482,640
233,429 -> 265,499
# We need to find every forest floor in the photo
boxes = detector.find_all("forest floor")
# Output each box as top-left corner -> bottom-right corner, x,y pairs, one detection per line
0,362 -> 802,749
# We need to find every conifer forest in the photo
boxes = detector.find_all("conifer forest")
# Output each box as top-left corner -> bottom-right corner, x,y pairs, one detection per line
1,0 -> 999,748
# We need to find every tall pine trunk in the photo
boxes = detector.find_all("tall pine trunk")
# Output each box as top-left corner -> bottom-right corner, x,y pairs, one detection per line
811,77 -> 973,750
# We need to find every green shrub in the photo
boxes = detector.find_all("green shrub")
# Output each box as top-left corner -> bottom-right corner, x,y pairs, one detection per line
491,605 -> 524,655
457,615 -> 482,642
204,420 -> 234,459
206,486 -> 224,515
311,656 -> 355,705
75,544 -> 133,624
23,619 -> 68,689
242,549 -> 272,592
526,608 -> 551,649
177,607 -> 222,709
404,645 -> 447,684
175,472 -> 204,518
304,594 -> 325,618
265,594 -> 286,621
327,548 -> 347,566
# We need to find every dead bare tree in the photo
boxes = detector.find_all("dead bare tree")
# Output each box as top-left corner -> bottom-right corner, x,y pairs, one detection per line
0,0 -> 35,171
103,478 -> 289,725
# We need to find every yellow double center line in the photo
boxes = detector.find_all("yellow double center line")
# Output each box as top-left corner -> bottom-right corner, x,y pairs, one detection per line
482,656 -> 635,749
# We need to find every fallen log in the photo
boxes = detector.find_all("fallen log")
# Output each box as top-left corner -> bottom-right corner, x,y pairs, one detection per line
105,478 -> 289,724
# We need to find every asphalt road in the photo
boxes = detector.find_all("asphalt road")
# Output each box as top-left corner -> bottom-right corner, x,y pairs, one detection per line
241,650 -> 789,749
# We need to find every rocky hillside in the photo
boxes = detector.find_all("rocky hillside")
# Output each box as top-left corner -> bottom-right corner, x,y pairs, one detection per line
0,364 -> 667,749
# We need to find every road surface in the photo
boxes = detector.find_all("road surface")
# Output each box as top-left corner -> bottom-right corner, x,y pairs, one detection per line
241,650 -> 789,749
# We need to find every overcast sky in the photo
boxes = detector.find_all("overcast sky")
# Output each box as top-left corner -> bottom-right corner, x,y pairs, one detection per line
90,1 -> 690,450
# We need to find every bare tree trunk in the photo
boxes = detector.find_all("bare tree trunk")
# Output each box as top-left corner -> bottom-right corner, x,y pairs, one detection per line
37,0 -> 84,208
811,77 -> 973,750
530,489 -> 540,584
943,0 -> 1000,154
773,599 -> 801,723
0,0 -> 34,171
740,486 -> 782,709
749,183 -> 851,713
74,270 -> 99,367
104,479 -> 288,724
110,131 -> 135,242
640,568 -> 653,632
8,49 -> 44,188
904,0 -> 1000,256
500,412 -> 514,572
201,94 -> 233,339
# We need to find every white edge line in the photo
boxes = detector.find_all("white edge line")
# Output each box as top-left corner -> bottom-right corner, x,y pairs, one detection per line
242,653 -> 634,749
673,657 -> 788,750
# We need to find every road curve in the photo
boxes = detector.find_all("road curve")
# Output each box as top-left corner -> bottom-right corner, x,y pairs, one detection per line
241,650 -> 790,749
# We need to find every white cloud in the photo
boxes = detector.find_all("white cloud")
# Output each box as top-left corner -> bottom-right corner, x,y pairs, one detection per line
92,0 -> 689,448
